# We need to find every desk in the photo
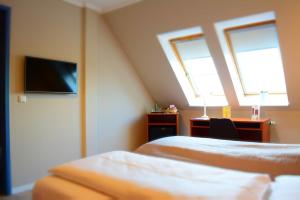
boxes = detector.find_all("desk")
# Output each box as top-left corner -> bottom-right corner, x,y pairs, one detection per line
190,118 -> 270,142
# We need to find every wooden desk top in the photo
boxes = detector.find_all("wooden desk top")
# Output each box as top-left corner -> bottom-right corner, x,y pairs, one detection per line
148,112 -> 179,115
190,117 -> 270,123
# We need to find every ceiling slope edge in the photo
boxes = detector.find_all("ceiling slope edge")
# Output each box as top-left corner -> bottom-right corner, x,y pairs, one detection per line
63,0 -> 142,14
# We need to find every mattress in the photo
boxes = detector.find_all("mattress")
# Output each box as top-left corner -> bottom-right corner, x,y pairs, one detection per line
33,151 -> 271,200
136,136 -> 300,179
33,176 -> 113,200
33,175 -> 300,200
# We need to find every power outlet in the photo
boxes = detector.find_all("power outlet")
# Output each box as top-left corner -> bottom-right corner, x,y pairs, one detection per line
269,120 -> 276,125
18,95 -> 27,103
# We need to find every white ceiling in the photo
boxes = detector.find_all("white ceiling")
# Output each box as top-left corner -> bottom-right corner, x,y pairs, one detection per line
63,0 -> 142,14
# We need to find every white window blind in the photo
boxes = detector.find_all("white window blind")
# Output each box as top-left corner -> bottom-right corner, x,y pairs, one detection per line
226,22 -> 287,95
173,37 -> 225,98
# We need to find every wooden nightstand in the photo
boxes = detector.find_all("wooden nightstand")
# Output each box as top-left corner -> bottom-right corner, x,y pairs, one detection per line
147,113 -> 179,141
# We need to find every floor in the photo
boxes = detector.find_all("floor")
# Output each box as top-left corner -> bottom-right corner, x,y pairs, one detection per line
0,191 -> 31,200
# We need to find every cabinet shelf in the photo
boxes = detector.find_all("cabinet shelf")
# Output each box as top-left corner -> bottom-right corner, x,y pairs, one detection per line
191,125 -> 209,129
148,123 -> 177,126
236,127 -> 261,131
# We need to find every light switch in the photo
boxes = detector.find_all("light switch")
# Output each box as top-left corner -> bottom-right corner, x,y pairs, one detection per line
18,95 -> 27,103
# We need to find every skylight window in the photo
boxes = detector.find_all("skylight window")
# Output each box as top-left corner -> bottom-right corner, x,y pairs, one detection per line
215,11 -> 289,106
158,27 -> 227,106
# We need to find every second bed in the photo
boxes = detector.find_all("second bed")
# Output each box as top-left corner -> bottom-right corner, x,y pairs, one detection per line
136,136 -> 300,179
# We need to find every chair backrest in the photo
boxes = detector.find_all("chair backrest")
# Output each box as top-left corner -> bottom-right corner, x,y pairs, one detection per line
209,118 -> 239,140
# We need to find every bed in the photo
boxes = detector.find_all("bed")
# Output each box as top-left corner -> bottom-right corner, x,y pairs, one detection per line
33,151 -> 275,200
33,175 -> 300,200
33,176 -> 113,200
136,136 -> 300,179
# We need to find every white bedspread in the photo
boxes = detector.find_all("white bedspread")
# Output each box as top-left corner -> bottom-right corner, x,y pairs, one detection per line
270,175 -> 300,200
50,151 -> 271,200
136,136 -> 300,179
33,176 -> 113,200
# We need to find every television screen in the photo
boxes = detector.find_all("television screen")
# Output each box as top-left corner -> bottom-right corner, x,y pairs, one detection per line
24,56 -> 77,94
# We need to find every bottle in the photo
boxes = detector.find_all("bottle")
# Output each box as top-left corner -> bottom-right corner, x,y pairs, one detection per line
251,105 -> 260,120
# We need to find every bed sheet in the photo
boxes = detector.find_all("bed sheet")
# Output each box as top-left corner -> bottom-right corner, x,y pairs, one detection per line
32,151 -> 300,200
48,151 -> 270,200
270,175 -> 300,200
136,136 -> 300,179
32,174 -> 300,200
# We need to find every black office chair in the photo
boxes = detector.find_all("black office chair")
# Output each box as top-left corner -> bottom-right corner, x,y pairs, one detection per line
209,118 -> 239,140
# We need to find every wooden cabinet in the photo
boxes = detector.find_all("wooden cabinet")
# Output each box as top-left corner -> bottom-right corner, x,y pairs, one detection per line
190,118 -> 270,142
147,113 -> 179,141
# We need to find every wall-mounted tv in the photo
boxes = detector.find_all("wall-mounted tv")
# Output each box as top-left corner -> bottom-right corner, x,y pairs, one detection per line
24,56 -> 77,94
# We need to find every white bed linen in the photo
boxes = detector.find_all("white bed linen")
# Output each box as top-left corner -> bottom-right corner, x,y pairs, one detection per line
269,175 -> 300,200
50,151 -> 271,200
136,136 -> 300,179
32,176 -> 300,200
32,176 -> 113,200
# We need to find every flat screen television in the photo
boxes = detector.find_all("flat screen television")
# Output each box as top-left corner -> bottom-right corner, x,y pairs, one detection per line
24,56 -> 77,94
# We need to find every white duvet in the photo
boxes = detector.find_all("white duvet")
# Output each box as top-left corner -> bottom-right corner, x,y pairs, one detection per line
50,151 -> 271,200
270,175 -> 300,200
136,136 -> 300,179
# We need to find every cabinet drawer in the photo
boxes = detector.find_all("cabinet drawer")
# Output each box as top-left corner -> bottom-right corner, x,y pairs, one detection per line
148,115 -> 177,123
148,126 -> 176,141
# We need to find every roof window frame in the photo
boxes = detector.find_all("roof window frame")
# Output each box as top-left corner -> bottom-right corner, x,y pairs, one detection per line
215,11 -> 289,106
157,27 -> 228,107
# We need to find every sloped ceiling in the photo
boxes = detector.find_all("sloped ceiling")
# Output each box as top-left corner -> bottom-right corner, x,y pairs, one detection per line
63,0 -> 142,13
103,0 -> 300,109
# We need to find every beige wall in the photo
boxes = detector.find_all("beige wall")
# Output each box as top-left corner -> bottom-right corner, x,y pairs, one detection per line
2,0 -> 83,187
84,9 -> 153,154
97,14 -> 153,152
0,0 -> 153,188
84,9 -> 100,156
104,0 -> 300,144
